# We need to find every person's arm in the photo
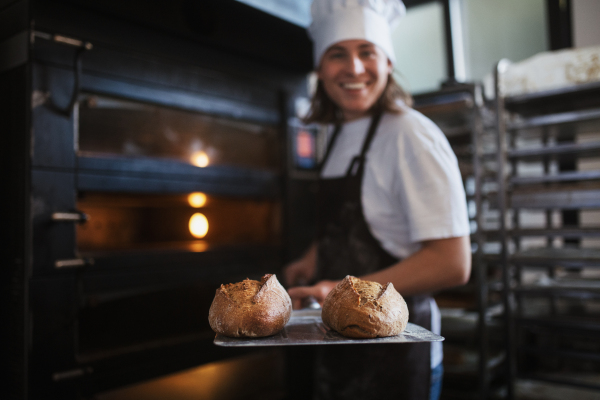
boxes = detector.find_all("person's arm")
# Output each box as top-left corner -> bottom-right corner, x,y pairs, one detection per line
288,235 -> 471,308
362,235 -> 471,296
282,242 -> 318,287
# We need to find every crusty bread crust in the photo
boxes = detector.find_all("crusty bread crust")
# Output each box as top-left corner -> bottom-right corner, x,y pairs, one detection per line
322,275 -> 409,338
208,274 -> 292,338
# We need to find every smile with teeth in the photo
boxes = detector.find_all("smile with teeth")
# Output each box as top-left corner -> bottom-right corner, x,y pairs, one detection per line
342,82 -> 368,90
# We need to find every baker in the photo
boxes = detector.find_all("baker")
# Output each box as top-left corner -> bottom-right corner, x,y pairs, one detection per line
284,0 -> 472,399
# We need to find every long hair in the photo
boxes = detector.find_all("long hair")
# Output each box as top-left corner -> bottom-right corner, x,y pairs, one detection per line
303,74 -> 413,125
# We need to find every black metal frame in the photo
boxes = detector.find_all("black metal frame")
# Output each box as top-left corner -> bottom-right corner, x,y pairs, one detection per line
2,1 -> 316,399
495,63 -> 600,397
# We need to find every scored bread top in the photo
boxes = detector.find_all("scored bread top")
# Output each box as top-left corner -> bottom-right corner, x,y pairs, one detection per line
208,274 -> 292,338
220,278 -> 262,304
352,277 -> 384,306
322,275 -> 409,339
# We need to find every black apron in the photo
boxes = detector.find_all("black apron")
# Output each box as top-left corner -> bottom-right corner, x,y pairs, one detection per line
314,113 -> 432,400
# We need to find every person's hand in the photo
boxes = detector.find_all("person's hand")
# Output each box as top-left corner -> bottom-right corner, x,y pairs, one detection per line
282,244 -> 318,287
283,258 -> 315,288
288,280 -> 339,310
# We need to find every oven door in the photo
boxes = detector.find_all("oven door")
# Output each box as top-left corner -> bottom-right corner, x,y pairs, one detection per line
29,34 -> 302,399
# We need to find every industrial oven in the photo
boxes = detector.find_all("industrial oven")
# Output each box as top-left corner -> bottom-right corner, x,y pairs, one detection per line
1,1 -> 316,399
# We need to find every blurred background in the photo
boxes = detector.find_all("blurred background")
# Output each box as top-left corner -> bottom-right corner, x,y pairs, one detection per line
1,0 -> 599,399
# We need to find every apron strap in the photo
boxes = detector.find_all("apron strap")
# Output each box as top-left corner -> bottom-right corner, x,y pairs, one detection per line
318,124 -> 343,172
345,111 -> 383,177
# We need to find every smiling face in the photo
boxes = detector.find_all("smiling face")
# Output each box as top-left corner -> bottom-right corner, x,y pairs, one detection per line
317,40 -> 392,121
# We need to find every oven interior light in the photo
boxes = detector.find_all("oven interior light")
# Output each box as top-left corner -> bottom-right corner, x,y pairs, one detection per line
189,241 -> 208,252
190,151 -> 210,168
188,192 -> 207,208
189,213 -> 209,238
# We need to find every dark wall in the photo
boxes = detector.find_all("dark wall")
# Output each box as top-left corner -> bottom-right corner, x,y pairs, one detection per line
0,1 -> 31,399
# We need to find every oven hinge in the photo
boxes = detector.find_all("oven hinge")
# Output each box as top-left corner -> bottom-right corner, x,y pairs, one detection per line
52,211 -> 89,223
54,258 -> 94,269
31,30 -> 93,117
31,30 -> 93,50
52,366 -> 93,382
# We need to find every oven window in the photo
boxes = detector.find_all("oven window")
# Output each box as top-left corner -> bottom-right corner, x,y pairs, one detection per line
76,192 -> 281,253
77,94 -> 280,171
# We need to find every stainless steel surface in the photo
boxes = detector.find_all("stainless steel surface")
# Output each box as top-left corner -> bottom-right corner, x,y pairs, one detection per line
511,248 -> 600,267
301,295 -> 321,310
495,59 -> 600,395
510,185 -> 600,209
507,141 -> 600,160
214,309 -> 444,347
507,107 -> 600,131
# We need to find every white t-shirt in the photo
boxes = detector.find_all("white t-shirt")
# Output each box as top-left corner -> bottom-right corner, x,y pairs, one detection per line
321,107 -> 470,367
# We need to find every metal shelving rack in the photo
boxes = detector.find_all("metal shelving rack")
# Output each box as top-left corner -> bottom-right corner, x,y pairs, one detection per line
494,61 -> 600,398
414,83 -> 508,400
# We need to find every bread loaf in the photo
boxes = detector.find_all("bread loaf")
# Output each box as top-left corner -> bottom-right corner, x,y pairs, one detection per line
208,274 -> 292,338
322,275 -> 409,338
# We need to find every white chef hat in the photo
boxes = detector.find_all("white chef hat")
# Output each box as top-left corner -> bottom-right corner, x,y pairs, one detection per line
308,0 -> 406,68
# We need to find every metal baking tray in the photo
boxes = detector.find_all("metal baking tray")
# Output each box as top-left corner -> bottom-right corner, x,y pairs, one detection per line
214,309 -> 444,347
